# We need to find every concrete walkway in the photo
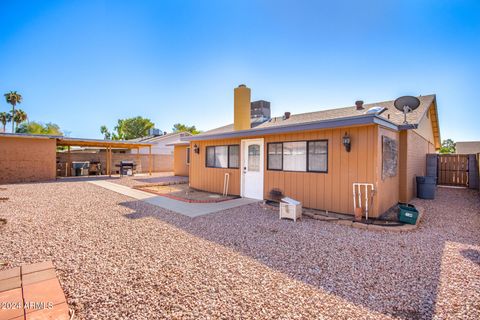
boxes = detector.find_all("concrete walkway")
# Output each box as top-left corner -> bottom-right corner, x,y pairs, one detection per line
88,180 -> 259,217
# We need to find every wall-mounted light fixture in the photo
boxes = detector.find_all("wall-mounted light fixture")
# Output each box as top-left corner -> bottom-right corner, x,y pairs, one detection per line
342,132 -> 351,152
193,144 -> 200,154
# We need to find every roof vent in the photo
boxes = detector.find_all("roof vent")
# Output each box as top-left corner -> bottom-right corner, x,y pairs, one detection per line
355,100 -> 364,110
283,112 -> 291,120
365,106 -> 387,115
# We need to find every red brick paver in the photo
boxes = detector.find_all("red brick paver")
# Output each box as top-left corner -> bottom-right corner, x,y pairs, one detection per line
0,262 -> 69,320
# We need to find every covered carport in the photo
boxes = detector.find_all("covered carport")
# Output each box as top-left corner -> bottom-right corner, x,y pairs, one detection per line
56,137 -> 153,177
0,133 -> 154,184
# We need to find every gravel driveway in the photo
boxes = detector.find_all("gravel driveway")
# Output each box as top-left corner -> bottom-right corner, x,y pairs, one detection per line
0,182 -> 478,319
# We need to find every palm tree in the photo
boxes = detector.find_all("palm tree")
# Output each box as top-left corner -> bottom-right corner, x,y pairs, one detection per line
0,112 -> 11,133
4,91 -> 22,133
13,109 -> 28,132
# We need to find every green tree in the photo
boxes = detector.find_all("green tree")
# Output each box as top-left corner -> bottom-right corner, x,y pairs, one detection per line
100,125 -> 111,140
172,123 -> 200,135
0,112 -> 12,133
16,121 -> 63,135
13,109 -> 28,131
439,139 -> 456,154
100,116 -> 154,140
4,91 -> 22,133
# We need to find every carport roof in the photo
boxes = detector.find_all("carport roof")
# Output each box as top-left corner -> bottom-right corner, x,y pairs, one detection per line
0,133 -> 153,149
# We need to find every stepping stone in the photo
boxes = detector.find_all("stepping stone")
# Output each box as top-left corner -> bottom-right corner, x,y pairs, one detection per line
22,269 -> 57,286
25,302 -> 70,320
23,278 -> 66,311
0,276 -> 21,293
0,261 -> 70,320
0,288 -> 23,320
21,262 -> 54,275
0,267 -> 20,282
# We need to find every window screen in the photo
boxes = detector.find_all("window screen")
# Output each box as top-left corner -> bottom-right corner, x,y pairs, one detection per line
214,146 -> 228,168
206,146 -> 215,167
283,141 -> 306,171
308,141 -> 327,172
206,145 -> 240,168
268,143 -> 282,170
228,145 -> 239,168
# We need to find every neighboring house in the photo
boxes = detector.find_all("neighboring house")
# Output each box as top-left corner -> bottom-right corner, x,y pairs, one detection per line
182,85 -> 441,218
456,141 -> 480,154
168,142 -> 190,176
130,132 -> 192,155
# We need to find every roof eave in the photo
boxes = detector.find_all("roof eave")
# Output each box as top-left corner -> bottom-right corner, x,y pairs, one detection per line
183,114 -> 399,141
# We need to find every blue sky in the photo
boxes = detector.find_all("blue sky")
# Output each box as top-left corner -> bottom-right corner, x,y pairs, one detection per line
0,0 -> 479,141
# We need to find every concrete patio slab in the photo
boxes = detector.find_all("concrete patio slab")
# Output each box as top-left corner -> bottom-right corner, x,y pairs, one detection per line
88,180 -> 259,217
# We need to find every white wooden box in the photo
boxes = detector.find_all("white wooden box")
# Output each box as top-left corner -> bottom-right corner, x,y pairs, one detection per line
279,197 -> 302,221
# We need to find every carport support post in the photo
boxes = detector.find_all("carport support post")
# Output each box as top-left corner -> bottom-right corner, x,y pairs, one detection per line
136,147 -> 140,174
105,147 -> 108,176
67,146 -> 71,177
108,147 -> 112,177
149,146 -> 152,175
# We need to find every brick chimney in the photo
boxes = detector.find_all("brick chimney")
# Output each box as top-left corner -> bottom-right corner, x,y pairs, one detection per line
234,84 -> 251,130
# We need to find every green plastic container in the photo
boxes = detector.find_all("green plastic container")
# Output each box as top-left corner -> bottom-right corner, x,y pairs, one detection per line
398,204 -> 419,225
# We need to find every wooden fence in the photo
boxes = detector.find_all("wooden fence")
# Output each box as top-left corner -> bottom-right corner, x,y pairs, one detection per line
437,154 -> 469,187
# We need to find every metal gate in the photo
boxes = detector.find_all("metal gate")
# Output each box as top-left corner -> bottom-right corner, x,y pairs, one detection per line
437,154 -> 469,187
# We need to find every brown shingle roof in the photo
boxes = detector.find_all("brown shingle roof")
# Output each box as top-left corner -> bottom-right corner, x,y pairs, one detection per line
198,94 -> 436,136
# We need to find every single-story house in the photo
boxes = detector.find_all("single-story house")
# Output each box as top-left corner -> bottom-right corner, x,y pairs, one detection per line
455,141 -> 480,154
181,85 -> 441,218
168,141 -> 190,177
130,131 -> 191,155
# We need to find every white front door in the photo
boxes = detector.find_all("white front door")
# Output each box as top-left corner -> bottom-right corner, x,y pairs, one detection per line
241,138 -> 264,199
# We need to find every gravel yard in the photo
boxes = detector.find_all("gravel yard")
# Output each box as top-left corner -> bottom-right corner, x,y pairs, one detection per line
0,182 -> 479,319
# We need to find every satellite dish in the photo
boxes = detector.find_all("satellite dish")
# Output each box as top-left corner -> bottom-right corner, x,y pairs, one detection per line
394,96 -> 420,124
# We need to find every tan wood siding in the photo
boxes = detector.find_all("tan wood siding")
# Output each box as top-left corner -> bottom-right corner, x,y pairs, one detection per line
189,125 -> 384,216
189,138 -> 242,195
173,145 -> 189,176
264,126 -> 376,213
375,127 -> 400,215
262,126 -> 378,215
398,130 -> 435,202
